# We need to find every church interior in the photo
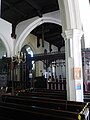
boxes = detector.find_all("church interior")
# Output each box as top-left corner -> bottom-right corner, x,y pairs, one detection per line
0,0 -> 89,119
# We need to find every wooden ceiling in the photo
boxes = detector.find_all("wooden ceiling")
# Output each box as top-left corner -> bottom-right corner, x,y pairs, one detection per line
1,0 -> 64,49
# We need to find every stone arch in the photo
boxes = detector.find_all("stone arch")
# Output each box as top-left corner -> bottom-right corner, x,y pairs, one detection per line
0,34 -> 10,57
15,16 -> 61,54
15,0 -> 82,54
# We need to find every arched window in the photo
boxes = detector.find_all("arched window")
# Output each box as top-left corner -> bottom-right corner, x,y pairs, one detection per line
21,45 -> 34,70
26,47 -> 33,57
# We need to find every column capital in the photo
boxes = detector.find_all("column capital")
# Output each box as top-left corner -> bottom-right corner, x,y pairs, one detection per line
62,29 -> 83,41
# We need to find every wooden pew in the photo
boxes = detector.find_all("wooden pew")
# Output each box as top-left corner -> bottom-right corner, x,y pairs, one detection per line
17,94 -> 86,106
16,91 -> 67,100
2,94 -> 89,118
1,89 -> 89,120
0,96 -> 85,120
15,90 -> 88,108
30,88 -> 66,93
0,100 -> 86,120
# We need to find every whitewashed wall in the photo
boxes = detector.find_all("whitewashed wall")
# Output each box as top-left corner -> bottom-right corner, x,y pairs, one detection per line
0,18 -> 12,57
78,0 -> 90,48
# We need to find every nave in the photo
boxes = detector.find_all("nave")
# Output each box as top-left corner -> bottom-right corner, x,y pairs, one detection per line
0,50 -> 89,120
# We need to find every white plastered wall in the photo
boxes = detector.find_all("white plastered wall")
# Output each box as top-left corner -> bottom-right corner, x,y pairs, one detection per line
78,0 -> 90,48
0,18 -> 13,57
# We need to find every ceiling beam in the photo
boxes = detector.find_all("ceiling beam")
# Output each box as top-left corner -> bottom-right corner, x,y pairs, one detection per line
35,30 -> 61,39
31,52 -> 65,61
36,29 -> 50,35
25,0 -> 42,17
2,1 -> 27,18
45,32 -> 62,39
45,35 -> 62,41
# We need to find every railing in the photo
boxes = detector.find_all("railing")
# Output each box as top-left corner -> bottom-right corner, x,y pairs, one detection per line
1,79 -> 66,93
78,102 -> 89,120
7,81 -> 31,91
47,80 -> 66,91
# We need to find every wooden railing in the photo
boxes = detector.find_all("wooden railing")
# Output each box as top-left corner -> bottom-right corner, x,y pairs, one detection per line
6,81 -> 31,92
47,80 -> 66,91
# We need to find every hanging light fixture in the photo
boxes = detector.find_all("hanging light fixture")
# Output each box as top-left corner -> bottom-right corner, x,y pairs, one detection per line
12,51 -> 26,64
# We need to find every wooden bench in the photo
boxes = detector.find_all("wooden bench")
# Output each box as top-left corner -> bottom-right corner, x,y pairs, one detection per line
16,91 -> 67,100
1,94 -> 86,113
1,95 -> 88,120
30,88 -> 66,93
0,102 -> 85,120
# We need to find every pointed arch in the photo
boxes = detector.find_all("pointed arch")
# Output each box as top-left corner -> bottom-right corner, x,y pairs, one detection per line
21,43 -> 36,55
15,17 -> 61,54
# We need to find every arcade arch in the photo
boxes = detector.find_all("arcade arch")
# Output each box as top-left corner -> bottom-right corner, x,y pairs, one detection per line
15,17 -> 61,54
15,0 -> 82,55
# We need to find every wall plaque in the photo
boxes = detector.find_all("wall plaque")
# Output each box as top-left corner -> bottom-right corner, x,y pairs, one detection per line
73,68 -> 81,80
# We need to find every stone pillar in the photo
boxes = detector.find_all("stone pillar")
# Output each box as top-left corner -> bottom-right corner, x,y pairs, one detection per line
62,29 -> 83,101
